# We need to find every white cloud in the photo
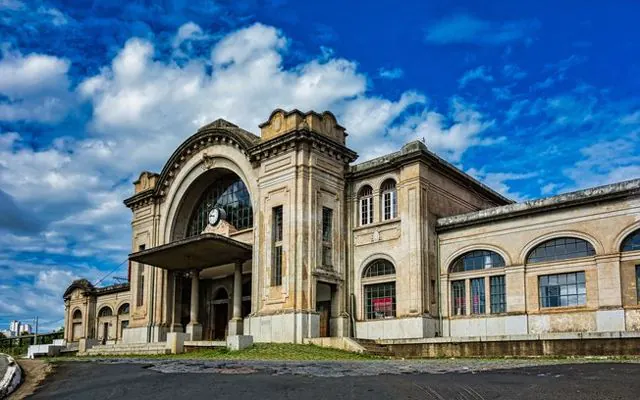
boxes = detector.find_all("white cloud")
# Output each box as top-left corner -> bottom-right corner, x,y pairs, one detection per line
0,49 -> 72,122
459,66 -> 494,88
425,14 -> 539,46
467,168 -> 537,201
378,67 -> 404,80
540,182 -> 559,196
36,6 -> 68,26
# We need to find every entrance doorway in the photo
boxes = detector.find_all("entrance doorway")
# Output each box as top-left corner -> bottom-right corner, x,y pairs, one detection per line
213,288 -> 229,340
316,282 -> 334,337
102,322 -> 109,344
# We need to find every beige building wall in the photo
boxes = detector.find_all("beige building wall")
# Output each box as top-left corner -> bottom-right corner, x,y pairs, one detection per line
438,190 -> 640,337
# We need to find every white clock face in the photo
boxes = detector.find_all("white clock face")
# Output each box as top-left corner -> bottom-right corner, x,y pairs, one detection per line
208,208 -> 220,226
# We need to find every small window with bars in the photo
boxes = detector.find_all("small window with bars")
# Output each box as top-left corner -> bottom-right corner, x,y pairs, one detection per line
272,206 -> 283,286
490,275 -> 506,313
322,207 -> 333,267
359,186 -> 373,226
451,280 -> 466,316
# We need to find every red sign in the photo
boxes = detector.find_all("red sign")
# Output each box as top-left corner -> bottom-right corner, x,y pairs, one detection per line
372,297 -> 393,316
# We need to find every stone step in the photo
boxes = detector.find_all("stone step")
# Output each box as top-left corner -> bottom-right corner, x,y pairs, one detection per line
353,339 -> 393,357
84,342 -> 171,356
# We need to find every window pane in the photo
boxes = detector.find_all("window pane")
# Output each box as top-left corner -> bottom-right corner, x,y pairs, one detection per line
636,266 -> 640,304
539,272 -> 587,308
450,250 -> 506,272
451,280 -> 466,316
365,282 -> 396,319
363,260 -> 396,278
527,237 -> 595,264
490,275 -> 506,314
471,278 -> 485,314
622,230 -> 640,252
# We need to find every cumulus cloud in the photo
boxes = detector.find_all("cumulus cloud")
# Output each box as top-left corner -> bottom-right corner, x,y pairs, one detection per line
467,168 -> 537,201
0,49 -> 72,122
378,67 -> 404,80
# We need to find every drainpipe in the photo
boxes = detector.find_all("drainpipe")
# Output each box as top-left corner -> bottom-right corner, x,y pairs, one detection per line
436,233 -> 443,337
350,294 -> 357,337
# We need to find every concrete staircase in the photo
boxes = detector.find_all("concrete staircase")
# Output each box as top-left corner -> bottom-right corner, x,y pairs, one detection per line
84,342 -> 170,356
353,339 -> 393,357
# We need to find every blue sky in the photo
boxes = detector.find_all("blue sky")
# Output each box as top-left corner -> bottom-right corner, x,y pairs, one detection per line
0,0 -> 638,331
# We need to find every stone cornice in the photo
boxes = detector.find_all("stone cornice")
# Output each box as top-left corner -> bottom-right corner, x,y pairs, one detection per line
247,128 -> 358,165
347,141 -> 511,206
437,178 -> 640,232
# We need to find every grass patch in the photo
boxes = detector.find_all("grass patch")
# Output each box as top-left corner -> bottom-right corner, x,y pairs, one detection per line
58,343 -> 381,362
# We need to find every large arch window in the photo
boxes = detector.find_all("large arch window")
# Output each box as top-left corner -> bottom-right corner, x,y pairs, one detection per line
621,229 -> 640,252
380,179 -> 398,221
449,250 -> 507,316
359,185 -> 373,226
72,309 -> 82,320
526,237 -> 595,264
450,250 -> 505,273
362,259 -> 396,319
98,306 -> 113,318
118,303 -> 130,315
187,173 -> 253,236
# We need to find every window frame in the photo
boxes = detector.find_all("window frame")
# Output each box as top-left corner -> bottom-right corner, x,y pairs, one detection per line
470,277 -> 486,314
358,186 -> 374,226
321,207 -> 333,268
380,179 -> 398,221
538,271 -> 587,309
361,259 -> 397,320
451,280 -> 466,316
636,265 -> 640,305
526,237 -> 595,264
450,250 -> 506,273
621,229 -> 640,252
136,244 -> 145,307
490,275 -> 507,314
271,205 -> 284,287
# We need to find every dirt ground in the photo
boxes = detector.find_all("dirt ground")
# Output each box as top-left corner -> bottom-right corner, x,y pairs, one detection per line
9,360 -> 52,400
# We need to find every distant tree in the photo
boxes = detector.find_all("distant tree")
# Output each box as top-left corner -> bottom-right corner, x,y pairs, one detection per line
0,331 -> 5,339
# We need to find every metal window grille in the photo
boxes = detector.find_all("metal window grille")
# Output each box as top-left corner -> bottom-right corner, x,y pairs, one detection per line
471,278 -> 485,314
365,282 -> 396,319
527,237 -> 595,264
363,259 -> 396,278
490,275 -> 506,313
271,206 -> 283,286
539,272 -> 586,308
622,229 -> 640,252
450,250 -> 505,272
187,175 -> 253,236
451,280 -> 466,316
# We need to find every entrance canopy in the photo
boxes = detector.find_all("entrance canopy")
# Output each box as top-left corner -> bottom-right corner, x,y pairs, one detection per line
129,233 -> 252,271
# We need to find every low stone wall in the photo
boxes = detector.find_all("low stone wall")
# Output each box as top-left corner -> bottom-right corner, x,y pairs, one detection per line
381,332 -> 640,358
305,337 -> 366,353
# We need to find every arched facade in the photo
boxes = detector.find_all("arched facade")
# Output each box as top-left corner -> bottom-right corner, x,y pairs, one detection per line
65,109 -> 640,348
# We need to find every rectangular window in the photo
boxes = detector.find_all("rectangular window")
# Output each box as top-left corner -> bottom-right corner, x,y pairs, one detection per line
451,280 -> 466,316
471,278 -> 485,314
271,206 -> 283,286
636,265 -> 640,304
383,191 -> 397,220
322,207 -> 333,267
490,275 -> 506,313
360,197 -> 373,225
539,271 -> 586,308
365,282 -> 396,319
136,244 -> 145,307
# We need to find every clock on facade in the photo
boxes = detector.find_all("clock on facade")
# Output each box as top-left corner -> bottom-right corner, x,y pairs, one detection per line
208,207 -> 226,226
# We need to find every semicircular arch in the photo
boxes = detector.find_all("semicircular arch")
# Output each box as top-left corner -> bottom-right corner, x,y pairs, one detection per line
518,231 -> 602,265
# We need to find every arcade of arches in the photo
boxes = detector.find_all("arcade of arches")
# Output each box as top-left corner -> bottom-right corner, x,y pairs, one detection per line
63,109 -> 640,345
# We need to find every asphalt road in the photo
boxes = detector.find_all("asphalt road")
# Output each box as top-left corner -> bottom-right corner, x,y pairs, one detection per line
30,361 -> 640,400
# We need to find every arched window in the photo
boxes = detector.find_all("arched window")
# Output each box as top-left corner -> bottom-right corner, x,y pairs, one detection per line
621,229 -> 640,252
448,250 -> 507,316
380,179 -> 398,221
526,237 -> 595,264
98,307 -> 113,318
450,250 -> 505,273
118,303 -> 130,315
187,173 -> 253,236
358,185 -> 374,226
362,259 -> 396,319
72,309 -> 82,320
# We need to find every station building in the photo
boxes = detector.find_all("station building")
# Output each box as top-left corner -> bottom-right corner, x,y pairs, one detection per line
63,109 -> 640,346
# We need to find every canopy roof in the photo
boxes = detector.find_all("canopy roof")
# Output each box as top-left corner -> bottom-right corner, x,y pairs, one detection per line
129,233 -> 252,271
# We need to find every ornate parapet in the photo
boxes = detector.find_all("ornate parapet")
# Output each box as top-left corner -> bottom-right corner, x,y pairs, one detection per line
259,109 -> 347,145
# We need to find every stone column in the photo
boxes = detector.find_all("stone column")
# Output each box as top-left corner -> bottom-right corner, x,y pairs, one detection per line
229,261 -> 244,335
185,269 -> 202,341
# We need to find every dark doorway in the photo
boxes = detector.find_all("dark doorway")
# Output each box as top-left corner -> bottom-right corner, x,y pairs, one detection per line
317,301 -> 331,337
316,282 -> 334,337
213,288 -> 229,340
102,322 -> 109,344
